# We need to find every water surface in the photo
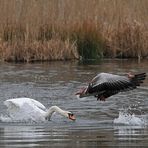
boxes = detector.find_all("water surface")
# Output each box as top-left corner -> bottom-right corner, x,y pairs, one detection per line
0,59 -> 148,147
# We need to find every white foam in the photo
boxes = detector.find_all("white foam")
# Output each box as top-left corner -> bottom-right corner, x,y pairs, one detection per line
0,115 -> 12,122
114,110 -> 147,126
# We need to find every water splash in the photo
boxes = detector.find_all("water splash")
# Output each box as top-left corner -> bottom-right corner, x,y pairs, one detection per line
114,108 -> 147,126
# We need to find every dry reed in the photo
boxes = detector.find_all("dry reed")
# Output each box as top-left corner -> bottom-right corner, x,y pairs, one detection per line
0,0 -> 147,62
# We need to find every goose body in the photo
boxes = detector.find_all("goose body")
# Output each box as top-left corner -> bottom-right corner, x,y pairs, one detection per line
4,98 -> 75,122
76,72 -> 146,101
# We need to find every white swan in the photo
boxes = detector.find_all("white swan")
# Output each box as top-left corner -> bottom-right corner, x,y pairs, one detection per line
3,97 -> 76,122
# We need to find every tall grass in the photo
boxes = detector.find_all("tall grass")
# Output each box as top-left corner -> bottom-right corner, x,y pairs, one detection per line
0,0 -> 147,62
68,21 -> 105,60
104,20 -> 148,59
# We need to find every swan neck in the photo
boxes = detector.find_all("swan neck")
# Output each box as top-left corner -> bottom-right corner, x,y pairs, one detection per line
45,106 -> 65,119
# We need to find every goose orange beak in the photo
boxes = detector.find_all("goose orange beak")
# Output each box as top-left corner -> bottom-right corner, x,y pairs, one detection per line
75,91 -> 81,95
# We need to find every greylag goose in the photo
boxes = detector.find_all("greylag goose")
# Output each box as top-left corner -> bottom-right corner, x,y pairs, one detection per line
76,72 -> 146,101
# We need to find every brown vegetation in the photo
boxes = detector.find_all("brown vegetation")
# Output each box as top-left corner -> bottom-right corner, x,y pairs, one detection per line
0,0 -> 147,62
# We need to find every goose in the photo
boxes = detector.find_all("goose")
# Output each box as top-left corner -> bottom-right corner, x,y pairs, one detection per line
76,72 -> 146,101
4,97 -> 76,122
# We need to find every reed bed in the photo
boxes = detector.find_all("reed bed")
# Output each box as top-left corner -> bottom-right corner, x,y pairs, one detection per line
0,0 -> 147,62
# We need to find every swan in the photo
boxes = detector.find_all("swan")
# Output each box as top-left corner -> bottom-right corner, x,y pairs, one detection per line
76,72 -> 146,101
3,97 -> 76,122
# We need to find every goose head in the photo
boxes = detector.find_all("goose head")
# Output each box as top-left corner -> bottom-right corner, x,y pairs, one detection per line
75,87 -> 88,98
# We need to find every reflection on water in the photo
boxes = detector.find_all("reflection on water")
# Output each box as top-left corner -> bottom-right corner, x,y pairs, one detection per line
0,59 -> 148,147
0,125 -> 147,147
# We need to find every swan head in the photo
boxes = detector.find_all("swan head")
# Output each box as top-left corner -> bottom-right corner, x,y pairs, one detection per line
51,110 -> 76,121
63,111 -> 76,121
45,106 -> 76,121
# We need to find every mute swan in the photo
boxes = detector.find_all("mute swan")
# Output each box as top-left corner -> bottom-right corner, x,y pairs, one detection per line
4,98 -> 76,122
76,72 -> 146,101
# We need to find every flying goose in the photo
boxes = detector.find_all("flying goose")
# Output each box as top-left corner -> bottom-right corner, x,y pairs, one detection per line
76,72 -> 146,101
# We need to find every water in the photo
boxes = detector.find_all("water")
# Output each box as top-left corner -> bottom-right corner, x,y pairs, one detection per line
0,59 -> 148,147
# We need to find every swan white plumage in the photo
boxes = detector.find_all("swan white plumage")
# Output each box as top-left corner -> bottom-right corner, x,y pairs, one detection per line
3,97 -> 76,122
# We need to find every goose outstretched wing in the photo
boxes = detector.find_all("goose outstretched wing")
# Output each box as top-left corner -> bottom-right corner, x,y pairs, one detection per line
85,72 -> 146,100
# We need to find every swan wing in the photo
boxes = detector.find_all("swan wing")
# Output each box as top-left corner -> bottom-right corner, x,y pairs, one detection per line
4,98 -> 46,111
4,98 -> 46,122
4,99 -> 20,114
30,99 -> 46,111
4,98 -> 25,108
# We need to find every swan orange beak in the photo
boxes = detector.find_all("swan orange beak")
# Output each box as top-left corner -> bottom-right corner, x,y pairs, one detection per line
68,114 -> 76,121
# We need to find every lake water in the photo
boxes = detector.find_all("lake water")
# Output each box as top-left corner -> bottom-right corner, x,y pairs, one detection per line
0,59 -> 148,147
